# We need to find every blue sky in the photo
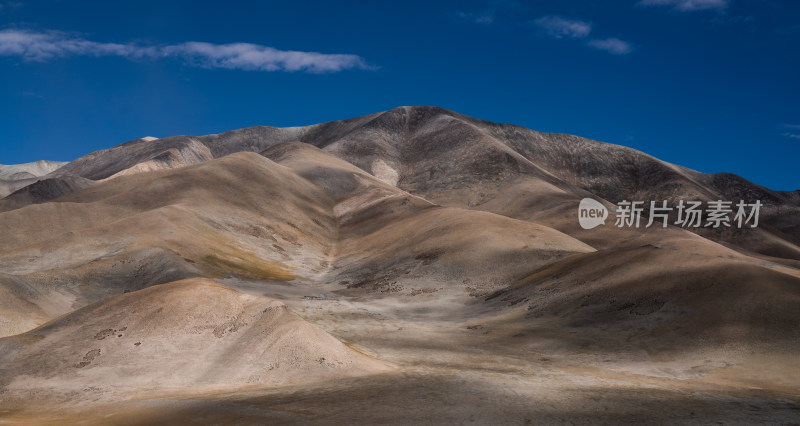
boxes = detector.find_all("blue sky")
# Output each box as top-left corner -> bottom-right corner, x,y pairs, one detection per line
0,0 -> 797,190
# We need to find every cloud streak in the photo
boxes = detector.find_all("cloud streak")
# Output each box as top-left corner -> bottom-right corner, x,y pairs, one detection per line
162,42 -> 369,72
587,38 -> 634,55
637,0 -> 729,12
530,16 -> 633,55
455,10 -> 495,25
782,124 -> 800,140
0,29 -> 371,73
533,16 -> 592,39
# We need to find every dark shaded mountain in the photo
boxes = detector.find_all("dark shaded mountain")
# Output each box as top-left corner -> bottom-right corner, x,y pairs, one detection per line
0,160 -> 67,198
0,175 -> 94,212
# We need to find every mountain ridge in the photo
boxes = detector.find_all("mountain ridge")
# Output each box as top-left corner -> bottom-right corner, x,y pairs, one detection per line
3,106 -> 797,260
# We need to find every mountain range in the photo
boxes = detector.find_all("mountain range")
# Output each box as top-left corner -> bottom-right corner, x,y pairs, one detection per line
1,106 -> 798,424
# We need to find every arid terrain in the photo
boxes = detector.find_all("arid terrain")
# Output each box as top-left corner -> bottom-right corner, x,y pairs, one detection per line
0,106 -> 799,424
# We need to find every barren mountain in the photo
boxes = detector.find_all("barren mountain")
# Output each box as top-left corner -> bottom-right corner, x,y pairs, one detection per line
0,160 -> 67,198
17,106 -> 799,258
0,160 -> 66,181
0,107 -> 798,424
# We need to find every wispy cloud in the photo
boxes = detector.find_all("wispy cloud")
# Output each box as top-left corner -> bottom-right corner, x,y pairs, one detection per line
0,29 -> 156,61
455,10 -> 495,25
453,1 -> 521,26
782,124 -> 800,140
0,29 -> 372,73
530,16 -> 633,55
533,16 -> 593,39
161,42 -> 370,72
587,38 -> 634,55
637,0 -> 730,12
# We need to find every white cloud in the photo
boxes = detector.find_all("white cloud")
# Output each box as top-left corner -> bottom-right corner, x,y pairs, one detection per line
587,38 -> 634,55
533,16 -> 592,39
0,29 -> 155,61
455,10 -> 495,25
162,42 -> 368,73
0,29 -> 371,73
531,16 -> 632,56
782,125 -> 800,139
637,0 -> 730,12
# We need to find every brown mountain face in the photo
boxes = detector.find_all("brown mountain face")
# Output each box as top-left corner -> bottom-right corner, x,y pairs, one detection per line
0,106 -> 798,424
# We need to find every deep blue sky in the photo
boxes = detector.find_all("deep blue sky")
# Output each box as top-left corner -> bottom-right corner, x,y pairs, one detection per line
0,0 -> 797,190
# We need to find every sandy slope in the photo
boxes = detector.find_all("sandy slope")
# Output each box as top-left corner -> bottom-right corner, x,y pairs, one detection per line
0,145 -> 593,337
263,142 -> 595,298
0,152 -> 336,337
0,279 -> 392,404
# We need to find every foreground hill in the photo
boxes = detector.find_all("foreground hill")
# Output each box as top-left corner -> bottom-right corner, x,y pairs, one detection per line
0,278 -> 392,402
